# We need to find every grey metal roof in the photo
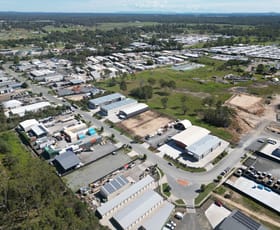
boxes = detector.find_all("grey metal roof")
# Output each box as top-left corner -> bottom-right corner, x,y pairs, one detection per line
113,190 -> 163,230
89,93 -> 124,106
54,151 -> 80,171
97,175 -> 154,217
216,210 -> 267,230
100,175 -> 129,198
187,135 -> 221,157
120,103 -> 148,116
31,125 -> 47,137
101,98 -> 137,112
141,201 -> 175,230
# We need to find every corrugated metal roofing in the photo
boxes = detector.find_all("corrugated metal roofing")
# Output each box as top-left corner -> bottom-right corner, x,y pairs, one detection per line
100,175 -> 130,198
141,201 -> 175,230
187,135 -> 221,157
113,190 -> 163,230
97,175 -> 154,216
217,210 -> 267,230
172,125 -> 210,148
101,98 -> 137,112
89,93 -> 124,106
120,103 -> 148,116
54,151 -> 80,171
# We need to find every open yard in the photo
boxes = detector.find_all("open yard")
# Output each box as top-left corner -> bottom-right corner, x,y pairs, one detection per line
119,110 -> 172,138
226,94 -> 264,114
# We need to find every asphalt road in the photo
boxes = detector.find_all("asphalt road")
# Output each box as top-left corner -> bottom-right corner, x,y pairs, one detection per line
3,64 -> 272,205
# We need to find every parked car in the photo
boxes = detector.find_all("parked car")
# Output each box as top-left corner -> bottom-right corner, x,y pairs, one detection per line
215,200 -> 223,207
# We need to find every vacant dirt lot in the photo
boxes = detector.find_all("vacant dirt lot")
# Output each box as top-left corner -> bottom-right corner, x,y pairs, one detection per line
226,94 -> 264,115
227,94 -> 280,141
119,110 -> 173,138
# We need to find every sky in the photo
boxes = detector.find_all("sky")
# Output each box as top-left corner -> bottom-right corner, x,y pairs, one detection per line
0,0 -> 280,13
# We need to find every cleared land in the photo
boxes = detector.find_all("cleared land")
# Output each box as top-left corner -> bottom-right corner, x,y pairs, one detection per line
119,110 -> 172,138
226,94 -> 264,114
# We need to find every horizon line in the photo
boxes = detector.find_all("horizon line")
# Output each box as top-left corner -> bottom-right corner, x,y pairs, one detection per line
0,11 -> 279,15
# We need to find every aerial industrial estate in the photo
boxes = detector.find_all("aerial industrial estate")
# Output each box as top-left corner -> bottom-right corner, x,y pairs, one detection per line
0,8 -> 280,230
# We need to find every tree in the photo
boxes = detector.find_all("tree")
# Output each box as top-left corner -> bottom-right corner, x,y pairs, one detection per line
161,97 -> 168,109
168,80 -> 176,89
256,64 -> 264,74
147,78 -> 156,86
13,55 -> 20,65
22,82 -> 29,89
119,80 -> 127,91
130,85 -> 153,100
200,184 -> 206,192
180,95 -> 188,115
146,59 -> 154,66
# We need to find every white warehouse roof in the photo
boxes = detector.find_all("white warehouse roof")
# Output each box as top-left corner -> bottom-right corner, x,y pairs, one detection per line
113,190 -> 163,230
141,201 -> 175,230
97,175 -> 154,217
9,102 -> 51,117
19,119 -> 39,132
119,103 -> 148,116
2,100 -> 22,109
172,125 -> 210,148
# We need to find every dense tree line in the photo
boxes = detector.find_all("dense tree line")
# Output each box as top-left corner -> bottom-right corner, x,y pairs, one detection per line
0,131 -> 105,229
1,12 -> 280,27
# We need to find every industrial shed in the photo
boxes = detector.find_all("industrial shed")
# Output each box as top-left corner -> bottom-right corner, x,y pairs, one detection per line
97,175 -> 155,218
7,102 -> 51,117
112,190 -> 164,230
54,150 -> 80,173
172,125 -> 210,149
88,93 -> 125,109
118,103 -> 149,119
100,175 -> 130,200
29,124 -> 49,138
216,210 -> 267,230
140,202 -> 175,230
187,135 -> 222,160
100,98 -> 137,116
2,99 -> 22,109
19,119 -> 39,132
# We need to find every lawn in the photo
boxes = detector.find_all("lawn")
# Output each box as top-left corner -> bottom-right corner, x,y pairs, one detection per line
162,183 -> 171,197
195,182 -> 216,205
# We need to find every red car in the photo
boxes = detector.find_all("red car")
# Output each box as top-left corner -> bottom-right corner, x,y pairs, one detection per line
215,200 -> 223,207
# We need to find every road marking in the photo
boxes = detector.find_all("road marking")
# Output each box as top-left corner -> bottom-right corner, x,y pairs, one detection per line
177,179 -> 189,186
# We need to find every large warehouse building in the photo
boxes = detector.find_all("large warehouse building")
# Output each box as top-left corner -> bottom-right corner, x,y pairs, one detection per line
118,103 -> 149,119
112,190 -> 164,230
97,175 -> 155,218
6,101 -> 51,117
100,175 -> 130,200
172,125 -> 210,149
100,98 -> 137,116
88,93 -> 125,109
187,135 -> 222,160
97,175 -> 174,230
